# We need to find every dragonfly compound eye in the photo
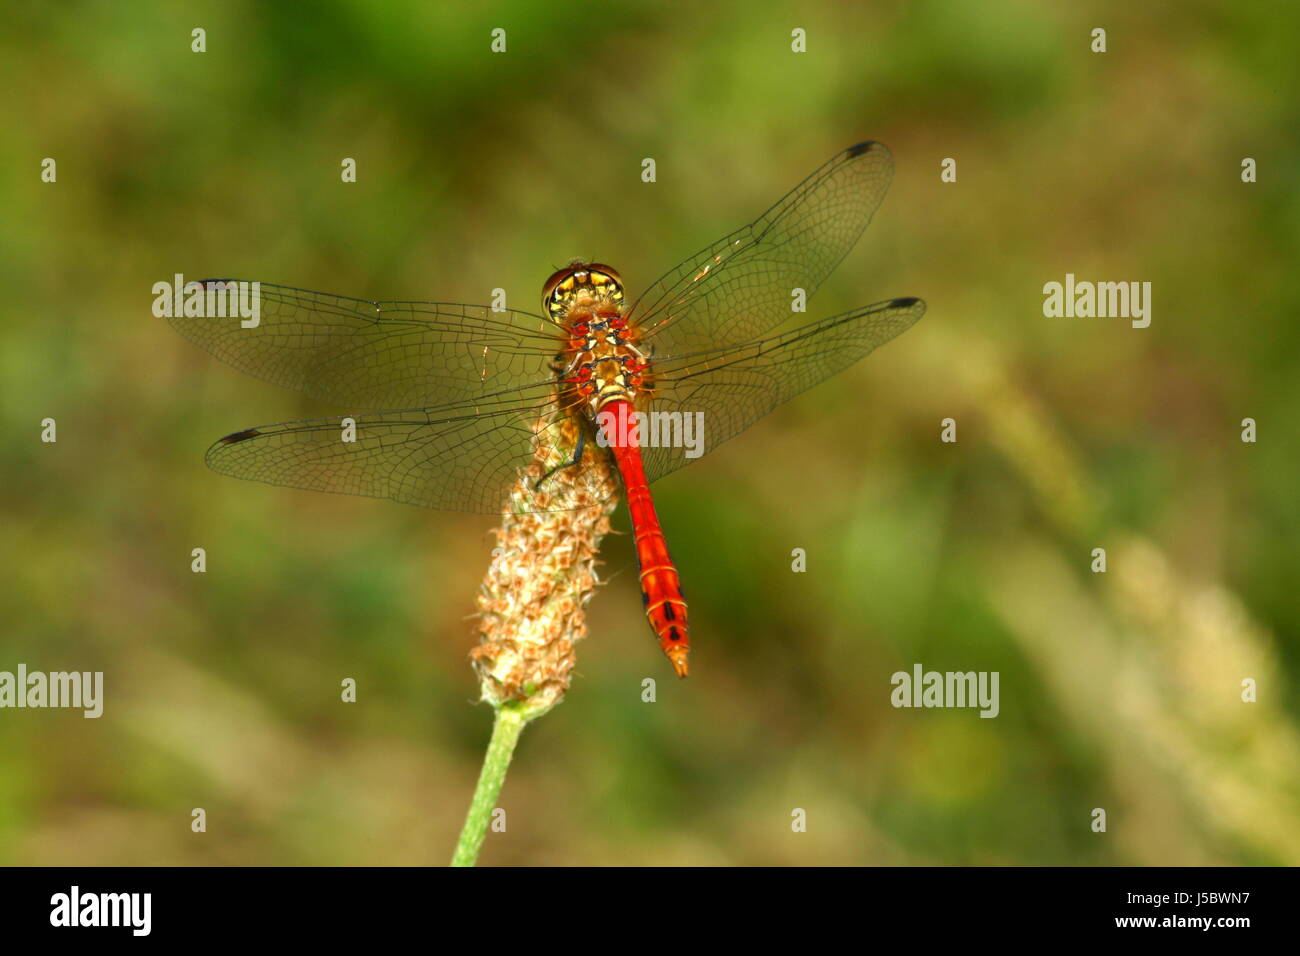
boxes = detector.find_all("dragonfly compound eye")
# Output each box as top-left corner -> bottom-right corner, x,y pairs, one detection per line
541,262 -> 625,319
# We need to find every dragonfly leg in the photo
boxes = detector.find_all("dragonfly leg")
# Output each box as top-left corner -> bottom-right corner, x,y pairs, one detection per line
534,428 -> 586,491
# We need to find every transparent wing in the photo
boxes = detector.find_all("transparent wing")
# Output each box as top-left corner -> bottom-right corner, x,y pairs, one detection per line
202,383 -> 589,514
639,297 -> 925,483
628,142 -> 896,355
167,280 -> 565,409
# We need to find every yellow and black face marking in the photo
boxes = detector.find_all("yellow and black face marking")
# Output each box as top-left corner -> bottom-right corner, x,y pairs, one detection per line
541,261 -> 625,321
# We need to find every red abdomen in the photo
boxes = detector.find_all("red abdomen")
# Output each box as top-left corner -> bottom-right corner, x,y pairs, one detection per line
603,399 -> 690,677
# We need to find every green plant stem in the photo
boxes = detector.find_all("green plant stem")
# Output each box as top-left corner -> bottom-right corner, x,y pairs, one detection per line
450,703 -> 528,866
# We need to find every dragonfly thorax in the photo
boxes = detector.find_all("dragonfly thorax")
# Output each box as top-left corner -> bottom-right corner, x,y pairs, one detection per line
563,314 -> 650,417
545,262 -> 650,418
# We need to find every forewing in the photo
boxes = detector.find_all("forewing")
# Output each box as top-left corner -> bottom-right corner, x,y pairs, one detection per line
168,280 -> 564,409
628,142 -> 896,354
638,297 -> 925,483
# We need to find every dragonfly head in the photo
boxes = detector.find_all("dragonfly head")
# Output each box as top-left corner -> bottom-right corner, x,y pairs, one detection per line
542,262 -> 624,322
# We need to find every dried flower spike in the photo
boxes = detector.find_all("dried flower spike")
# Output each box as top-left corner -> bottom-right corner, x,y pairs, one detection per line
471,418 -> 619,719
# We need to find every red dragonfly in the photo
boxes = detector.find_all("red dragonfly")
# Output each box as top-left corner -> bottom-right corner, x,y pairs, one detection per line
168,141 -> 924,678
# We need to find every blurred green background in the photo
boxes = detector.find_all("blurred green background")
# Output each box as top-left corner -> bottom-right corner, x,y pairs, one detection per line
1,0 -> 1297,865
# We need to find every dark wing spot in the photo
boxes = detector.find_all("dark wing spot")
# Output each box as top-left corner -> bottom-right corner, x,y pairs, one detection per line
219,428 -> 261,444
890,297 -> 921,308
847,141 -> 880,157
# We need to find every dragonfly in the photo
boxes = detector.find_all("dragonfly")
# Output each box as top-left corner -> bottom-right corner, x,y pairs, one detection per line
168,141 -> 925,678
